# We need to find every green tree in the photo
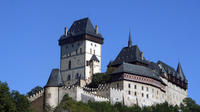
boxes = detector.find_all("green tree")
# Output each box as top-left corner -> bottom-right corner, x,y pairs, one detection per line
0,81 -> 32,112
180,97 -> 200,112
0,81 -> 16,112
11,91 -> 32,112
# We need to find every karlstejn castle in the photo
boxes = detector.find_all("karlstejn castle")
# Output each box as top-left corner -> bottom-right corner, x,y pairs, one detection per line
28,18 -> 188,111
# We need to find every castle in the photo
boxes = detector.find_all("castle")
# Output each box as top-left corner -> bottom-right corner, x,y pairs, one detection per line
28,18 -> 188,111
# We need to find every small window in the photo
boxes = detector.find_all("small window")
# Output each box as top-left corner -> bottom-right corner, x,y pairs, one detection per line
135,85 -> 137,89
142,93 -> 144,97
142,86 -> 144,90
128,91 -> 131,95
95,44 -> 96,47
86,61 -> 90,66
80,48 -> 82,53
76,73 -> 79,79
135,92 -> 137,96
116,83 -> 119,89
128,84 -> 131,88
76,49 -> 78,55
91,43 -> 93,46
147,94 -> 149,98
67,75 -> 71,80
90,49 -> 92,54
94,50 -> 95,54
146,87 -> 148,92
68,60 -> 71,70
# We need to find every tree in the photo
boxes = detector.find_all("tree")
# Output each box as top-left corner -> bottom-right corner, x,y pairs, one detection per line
27,86 -> 43,96
180,97 -> 200,112
0,81 -> 32,112
11,91 -> 32,112
0,81 -> 16,112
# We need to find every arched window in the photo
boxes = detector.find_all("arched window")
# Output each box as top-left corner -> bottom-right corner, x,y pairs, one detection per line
76,73 -> 79,79
67,75 -> 71,81
69,60 -> 71,70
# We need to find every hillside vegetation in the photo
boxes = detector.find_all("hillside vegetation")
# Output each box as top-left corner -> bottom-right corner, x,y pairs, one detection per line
53,94 -> 200,112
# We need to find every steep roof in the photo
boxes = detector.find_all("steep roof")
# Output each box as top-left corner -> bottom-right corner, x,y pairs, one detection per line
176,62 -> 187,82
45,69 -> 64,87
158,61 -> 187,83
90,55 -> 99,62
60,17 -> 102,40
110,45 -> 148,66
111,62 -> 162,81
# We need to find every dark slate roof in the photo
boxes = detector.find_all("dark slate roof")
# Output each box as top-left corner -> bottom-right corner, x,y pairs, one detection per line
45,69 -> 65,87
60,17 -> 102,40
111,62 -> 162,81
90,55 -> 99,62
110,45 -> 148,66
157,61 -> 187,83
176,62 -> 187,82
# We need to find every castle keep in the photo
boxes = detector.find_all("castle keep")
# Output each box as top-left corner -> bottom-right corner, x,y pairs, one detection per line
28,18 -> 188,110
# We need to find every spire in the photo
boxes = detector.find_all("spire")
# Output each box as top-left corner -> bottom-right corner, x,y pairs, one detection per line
128,31 -> 132,47
176,62 -> 185,80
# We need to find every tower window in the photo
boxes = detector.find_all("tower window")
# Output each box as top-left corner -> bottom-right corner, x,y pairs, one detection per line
76,73 -> 79,79
68,60 -> 71,70
128,84 -> 131,88
116,83 -> 119,89
80,48 -> 82,54
67,75 -> 71,80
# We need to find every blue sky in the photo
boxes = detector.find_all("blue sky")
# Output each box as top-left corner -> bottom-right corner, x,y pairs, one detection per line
0,0 -> 200,104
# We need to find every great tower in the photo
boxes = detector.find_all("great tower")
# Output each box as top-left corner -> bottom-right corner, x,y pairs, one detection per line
58,18 -> 104,86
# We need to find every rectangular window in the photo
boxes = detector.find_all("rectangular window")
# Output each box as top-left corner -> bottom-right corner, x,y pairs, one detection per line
146,87 -> 148,92
90,49 -> 92,54
76,49 -> 78,55
142,86 -> 144,90
147,94 -> 149,98
128,91 -> 131,95
135,92 -> 137,96
128,84 -> 131,88
116,83 -> 119,89
80,48 -> 82,53
135,85 -> 137,89
142,93 -> 144,97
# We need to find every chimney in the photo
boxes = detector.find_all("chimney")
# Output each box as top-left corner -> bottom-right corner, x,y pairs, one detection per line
95,25 -> 98,34
65,27 -> 67,36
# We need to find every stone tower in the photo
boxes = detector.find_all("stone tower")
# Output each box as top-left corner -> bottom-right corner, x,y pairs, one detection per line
58,18 -> 104,86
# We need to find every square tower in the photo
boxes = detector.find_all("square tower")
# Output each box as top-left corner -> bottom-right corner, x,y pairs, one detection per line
58,18 -> 104,86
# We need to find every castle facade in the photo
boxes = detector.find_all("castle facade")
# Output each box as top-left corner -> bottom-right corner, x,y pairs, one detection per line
28,18 -> 188,110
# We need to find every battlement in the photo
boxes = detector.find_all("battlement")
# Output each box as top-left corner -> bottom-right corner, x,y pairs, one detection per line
27,89 -> 44,102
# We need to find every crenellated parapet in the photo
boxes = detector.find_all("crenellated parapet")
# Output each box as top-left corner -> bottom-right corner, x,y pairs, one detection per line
27,89 -> 44,102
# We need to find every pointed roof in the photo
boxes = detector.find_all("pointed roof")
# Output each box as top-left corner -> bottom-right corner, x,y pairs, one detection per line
110,45 -> 148,66
45,69 -> 64,87
60,17 -> 102,40
128,31 -> 132,47
176,62 -> 186,81
90,55 -> 99,62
